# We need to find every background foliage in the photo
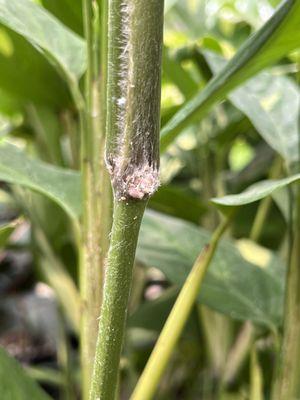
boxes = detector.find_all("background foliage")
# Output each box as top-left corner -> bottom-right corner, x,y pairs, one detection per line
0,0 -> 299,399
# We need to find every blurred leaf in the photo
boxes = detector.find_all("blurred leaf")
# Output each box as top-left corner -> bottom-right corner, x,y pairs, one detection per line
206,51 -> 299,165
0,143 -> 81,220
25,366 -> 65,387
137,211 -> 285,329
0,28 -> 69,106
149,185 -> 207,224
38,256 -> 80,332
163,47 -> 198,99
212,174 -> 300,208
272,189 -> 290,221
160,0 -> 300,150
41,0 -> 83,36
0,219 -> 20,248
129,287 -> 199,338
0,347 -> 50,400
0,0 -> 86,82
165,1 -> 206,40
164,0 -> 179,14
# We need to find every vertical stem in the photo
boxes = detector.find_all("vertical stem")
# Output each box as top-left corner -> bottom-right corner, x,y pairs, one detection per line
80,0 -> 111,398
221,322 -> 255,387
90,200 -> 147,400
89,0 -> 164,398
272,58 -> 300,400
250,346 -> 263,400
272,192 -> 300,400
131,217 -> 231,400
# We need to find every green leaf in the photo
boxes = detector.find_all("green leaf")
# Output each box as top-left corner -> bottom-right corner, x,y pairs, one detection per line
137,211 -> 285,328
0,347 -> 51,400
163,47 -> 198,99
205,51 -> 299,165
149,185 -> 207,224
0,219 -> 20,248
41,0 -> 83,36
129,287 -> 199,338
164,0 -> 180,14
0,28 -> 70,107
160,0 -> 300,150
0,143 -> 81,220
0,0 -> 86,82
212,174 -> 300,208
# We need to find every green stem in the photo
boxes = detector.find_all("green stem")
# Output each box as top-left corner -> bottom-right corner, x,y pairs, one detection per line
250,346 -> 263,400
250,195 -> 273,242
250,157 -> 282,242
221,321 -> 254,387
272,193 -> 300,399
130,217 -> 231,400
80,0 -> 111,398
89,1 -> 164,398
272,62 -> 300,399
90,199 -> 147,400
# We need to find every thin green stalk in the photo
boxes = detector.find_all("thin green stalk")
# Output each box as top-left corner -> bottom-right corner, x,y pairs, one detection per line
90,200 -> 147,399
57,310 -> 75,400
272,199 -> 300,400
80,0 -> 101,394
250,157 -> 282,242
89,1 -> 164,398
250,195 -> 273,242
221,322 -> 255,387
271,60 -> 300,400
80,0 -> 111,397
131,217 -> 231,400
25,367 -> 65,387
250,346 -> 263,400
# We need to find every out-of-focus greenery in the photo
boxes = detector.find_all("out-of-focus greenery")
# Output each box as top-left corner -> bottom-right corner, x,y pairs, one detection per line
0,0 -> 298,399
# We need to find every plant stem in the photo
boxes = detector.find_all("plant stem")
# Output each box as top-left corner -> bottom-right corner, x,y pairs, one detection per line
89,0 -> 164,398
272,63 -> 300,399
131,216 -> 231,400
90,199 -> 147,400
80,0 -> 111,397
221,321 -> 254,387
250,346 -> 263,400
272,195 -> 300,399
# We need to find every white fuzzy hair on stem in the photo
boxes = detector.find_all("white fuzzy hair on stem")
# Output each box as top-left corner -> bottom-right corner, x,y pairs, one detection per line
105,0 -> 161,201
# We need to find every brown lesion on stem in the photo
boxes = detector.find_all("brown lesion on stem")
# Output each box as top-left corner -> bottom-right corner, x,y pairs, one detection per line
105,0 -> 163,202
106,158 -> 159,201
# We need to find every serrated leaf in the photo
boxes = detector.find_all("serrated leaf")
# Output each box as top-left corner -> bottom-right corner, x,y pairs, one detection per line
0,0 -> 86,82
160,0 -> 300,150
0,143 -> 81,220
137,211 -> 285,329
212,174 -> 300,208
0,347 -> 50,400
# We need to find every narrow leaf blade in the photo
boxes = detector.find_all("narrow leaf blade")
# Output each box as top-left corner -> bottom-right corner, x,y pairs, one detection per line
0,143 -> 81,220
212,174 -> 300,208
160,0 -> 300,150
